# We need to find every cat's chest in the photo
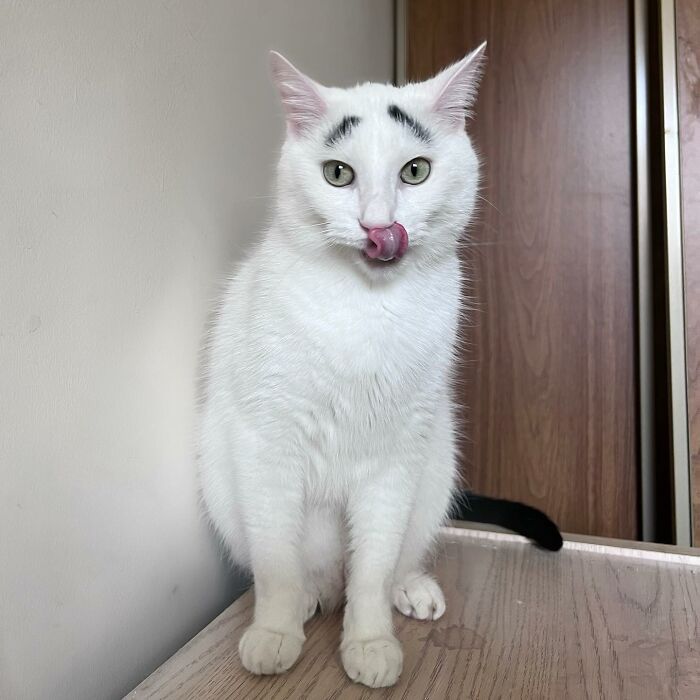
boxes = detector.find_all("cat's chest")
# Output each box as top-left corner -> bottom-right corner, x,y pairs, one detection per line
274,280 -> 455,447
244,262 -> 461,449
279,270 -> 458,377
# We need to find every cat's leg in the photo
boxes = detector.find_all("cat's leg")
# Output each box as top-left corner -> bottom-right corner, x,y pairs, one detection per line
300,504 -> 345,621
391,461 -> 453,621
340,461 -> 416,688
235,440 -> 308,675
392,407 -> 456,622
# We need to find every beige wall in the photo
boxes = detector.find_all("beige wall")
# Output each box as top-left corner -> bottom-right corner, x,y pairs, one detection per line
0,2 -> 393,698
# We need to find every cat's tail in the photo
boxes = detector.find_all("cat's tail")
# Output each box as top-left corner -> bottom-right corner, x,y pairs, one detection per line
450,491 -> 563,552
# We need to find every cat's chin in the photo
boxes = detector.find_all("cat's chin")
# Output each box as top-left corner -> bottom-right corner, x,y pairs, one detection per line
361,251 -> 402,267
354,250 -> 408,280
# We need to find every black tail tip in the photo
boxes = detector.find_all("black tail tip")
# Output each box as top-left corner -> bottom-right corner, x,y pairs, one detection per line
451,491 -> 564,552
532,515 -> 564,552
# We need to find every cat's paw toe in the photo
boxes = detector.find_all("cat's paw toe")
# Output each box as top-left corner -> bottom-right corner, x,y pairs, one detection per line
340,636 -> 403,688
238,626 -> 303,675
393,572 -> 446,620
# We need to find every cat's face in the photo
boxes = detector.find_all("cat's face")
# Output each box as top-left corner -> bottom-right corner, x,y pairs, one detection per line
270,46 -> 485,277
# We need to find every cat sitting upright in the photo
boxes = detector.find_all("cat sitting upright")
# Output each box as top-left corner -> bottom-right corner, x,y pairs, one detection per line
198,44 -> 486,688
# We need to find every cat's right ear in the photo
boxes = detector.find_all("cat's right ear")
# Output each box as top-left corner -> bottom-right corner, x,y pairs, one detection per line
269,51 -> 327,136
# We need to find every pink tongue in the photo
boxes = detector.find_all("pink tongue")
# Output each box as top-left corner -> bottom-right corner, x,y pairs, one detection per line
365,223 -> 409,262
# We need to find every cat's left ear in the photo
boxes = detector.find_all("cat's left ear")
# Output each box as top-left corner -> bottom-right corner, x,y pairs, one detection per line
269,51 -> 327,136
427,42 -> 487,129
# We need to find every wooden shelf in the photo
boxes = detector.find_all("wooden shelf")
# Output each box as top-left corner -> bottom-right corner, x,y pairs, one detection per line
126,527 -> 700,699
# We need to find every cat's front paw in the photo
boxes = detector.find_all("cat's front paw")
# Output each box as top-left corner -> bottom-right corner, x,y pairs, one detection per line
392,572 -> 446,620
340,636 -> 403,688
238,625 -> 303,675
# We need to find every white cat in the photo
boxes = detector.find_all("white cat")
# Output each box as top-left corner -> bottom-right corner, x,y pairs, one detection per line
198,44 -> 486,688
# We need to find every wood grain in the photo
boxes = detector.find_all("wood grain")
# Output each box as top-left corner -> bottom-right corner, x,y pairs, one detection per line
126,527 -> 700,699
406,0 -> 638,538
676,1 -> 700,544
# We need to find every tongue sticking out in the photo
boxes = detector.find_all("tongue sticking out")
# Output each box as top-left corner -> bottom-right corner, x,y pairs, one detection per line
365,223 -> 409,262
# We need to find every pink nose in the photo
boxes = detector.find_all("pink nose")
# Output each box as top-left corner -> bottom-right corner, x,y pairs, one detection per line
364,222 -> 409,262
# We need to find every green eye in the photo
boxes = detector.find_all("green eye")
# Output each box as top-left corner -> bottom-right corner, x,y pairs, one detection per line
323,160 -> 354,187
400,157 -> 431,185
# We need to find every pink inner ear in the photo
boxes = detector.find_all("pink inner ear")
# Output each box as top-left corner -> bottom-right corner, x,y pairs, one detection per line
277,82 -> 326,135
270,52 -> 327,135
432,43 -> 486,128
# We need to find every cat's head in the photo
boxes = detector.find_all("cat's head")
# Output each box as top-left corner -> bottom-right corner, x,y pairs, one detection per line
270,45 -> 485,278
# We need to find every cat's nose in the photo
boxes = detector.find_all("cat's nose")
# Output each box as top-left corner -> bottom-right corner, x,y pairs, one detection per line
359,219 -> 393,231
360,193 -> 395,231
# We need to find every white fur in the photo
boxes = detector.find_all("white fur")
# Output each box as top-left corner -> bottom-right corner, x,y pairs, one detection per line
198,45 -> 485,688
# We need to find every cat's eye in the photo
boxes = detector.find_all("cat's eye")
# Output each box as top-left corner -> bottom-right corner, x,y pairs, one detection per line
400,157 -> 431,185
323,160 -> 355,187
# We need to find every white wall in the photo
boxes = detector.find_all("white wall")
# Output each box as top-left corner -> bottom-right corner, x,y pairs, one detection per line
0,2 -> 393,698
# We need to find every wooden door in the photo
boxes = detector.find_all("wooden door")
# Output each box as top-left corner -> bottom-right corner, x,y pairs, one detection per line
405,0 -> 638,538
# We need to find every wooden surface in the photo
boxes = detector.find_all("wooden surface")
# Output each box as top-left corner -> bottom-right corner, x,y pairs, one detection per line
127,527 -> 700,699
676,0 -> 700,544
406,0 -> 638,538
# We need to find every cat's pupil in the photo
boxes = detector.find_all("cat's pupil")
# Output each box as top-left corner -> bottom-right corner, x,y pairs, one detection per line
411,163 -> 418,177
335,164 -> 342,179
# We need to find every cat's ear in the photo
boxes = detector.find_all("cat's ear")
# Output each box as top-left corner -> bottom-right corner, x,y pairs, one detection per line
427,42 -> 486,129
269,51 -> 327,136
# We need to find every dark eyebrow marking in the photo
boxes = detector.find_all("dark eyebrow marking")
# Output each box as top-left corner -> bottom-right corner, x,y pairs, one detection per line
387,104 -> 431,143
325,115 -> 361,147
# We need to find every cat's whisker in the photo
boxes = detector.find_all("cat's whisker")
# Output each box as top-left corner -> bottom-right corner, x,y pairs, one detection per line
475,193 -> 503,214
